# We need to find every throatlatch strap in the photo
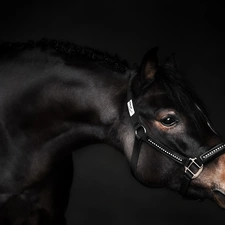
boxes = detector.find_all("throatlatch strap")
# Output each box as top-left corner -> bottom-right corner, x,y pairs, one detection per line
130,138 -> 142,178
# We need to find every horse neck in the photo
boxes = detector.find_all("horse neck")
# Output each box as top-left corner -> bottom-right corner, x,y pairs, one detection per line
19,62 -> 131,157
0,51 -> 133,189
2,52 -> 133,154
65,66 -> 129,149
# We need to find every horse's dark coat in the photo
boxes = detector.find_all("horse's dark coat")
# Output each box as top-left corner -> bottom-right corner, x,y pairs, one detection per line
0,39 -> 224,224
0,40 -> 131,224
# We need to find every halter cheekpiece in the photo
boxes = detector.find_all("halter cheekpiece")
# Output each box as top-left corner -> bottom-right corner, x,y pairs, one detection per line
127,74 -> 225,196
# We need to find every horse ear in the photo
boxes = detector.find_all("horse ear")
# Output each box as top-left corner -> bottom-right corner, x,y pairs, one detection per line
140,47 -> 158,82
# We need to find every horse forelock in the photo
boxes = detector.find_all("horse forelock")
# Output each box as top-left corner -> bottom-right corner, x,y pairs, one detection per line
138,64 -> 208,132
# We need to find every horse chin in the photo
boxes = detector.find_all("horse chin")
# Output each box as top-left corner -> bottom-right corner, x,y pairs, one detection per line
213,188 -> 225,209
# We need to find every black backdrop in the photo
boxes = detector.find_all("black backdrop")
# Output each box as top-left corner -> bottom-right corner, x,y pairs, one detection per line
1,1 -> 225,224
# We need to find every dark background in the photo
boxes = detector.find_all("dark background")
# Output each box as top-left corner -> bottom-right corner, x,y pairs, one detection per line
1,1 -> 225,224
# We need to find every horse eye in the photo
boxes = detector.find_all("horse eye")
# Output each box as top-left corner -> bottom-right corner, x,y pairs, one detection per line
160,116 -> 178,127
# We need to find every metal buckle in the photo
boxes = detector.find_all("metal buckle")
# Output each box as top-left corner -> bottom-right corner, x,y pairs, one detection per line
184,158 -> 203,179
135,125 -> 147,139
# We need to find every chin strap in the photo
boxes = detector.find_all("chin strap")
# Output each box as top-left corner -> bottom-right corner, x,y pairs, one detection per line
127,74 -> 225,196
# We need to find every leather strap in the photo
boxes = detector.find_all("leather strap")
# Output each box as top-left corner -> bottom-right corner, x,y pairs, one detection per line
130,138 -> 143,178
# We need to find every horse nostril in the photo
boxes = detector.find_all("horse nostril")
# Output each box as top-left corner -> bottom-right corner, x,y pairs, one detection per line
213,189 -> 225,209
213,188 -> 225,196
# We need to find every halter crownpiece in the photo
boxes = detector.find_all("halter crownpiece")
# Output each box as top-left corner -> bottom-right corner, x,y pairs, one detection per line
127,74 -> 225,196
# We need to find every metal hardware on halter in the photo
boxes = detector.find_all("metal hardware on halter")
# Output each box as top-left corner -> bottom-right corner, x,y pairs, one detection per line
184,158 -> 203,179
134,125 -> 147,139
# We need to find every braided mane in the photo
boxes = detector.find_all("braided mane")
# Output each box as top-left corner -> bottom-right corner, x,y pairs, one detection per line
0,38 -> 129,73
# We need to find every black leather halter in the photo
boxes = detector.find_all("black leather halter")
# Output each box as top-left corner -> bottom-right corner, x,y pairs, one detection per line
127,75 -> 225,195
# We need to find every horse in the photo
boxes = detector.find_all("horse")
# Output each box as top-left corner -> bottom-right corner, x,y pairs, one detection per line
0,39 -> 225,224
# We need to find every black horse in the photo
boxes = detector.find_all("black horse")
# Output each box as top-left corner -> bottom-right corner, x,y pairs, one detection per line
0,39 -> 225,224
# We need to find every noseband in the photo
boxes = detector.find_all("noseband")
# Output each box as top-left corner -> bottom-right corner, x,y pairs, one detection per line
127,75 -> 225,195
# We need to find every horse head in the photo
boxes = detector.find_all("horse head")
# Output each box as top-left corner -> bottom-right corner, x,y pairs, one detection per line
125,48 -> 225,209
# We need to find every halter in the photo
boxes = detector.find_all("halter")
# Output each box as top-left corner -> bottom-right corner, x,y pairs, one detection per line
127,75 -> 225,195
